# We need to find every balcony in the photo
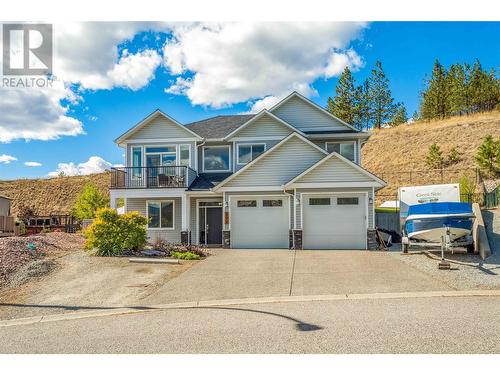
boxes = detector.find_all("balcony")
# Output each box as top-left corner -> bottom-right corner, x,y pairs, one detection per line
110,166 -> 197,189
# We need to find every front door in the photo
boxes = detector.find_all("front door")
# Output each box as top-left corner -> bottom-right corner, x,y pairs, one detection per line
199,202 -> 223,246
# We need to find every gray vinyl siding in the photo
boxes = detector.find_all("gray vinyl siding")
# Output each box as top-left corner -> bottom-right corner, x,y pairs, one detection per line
126,142 -> 196,169
296,156 -> 374,183
294,187 -> 374,229
198,141 -> 233,172
233,114 -> 293,138
126,197 -> 182,243
312,139 -> 360,165
127,114 -> 197,140
224,137 -> 325,188
233,139 -> 281,172
272,95 -> 352,131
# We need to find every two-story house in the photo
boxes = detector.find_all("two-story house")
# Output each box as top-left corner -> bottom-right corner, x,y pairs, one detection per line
110,91 -> 386,250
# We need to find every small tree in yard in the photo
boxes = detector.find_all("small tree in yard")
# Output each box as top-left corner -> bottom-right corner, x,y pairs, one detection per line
475,135 -> 500,177
426,143 -> 445,169
447,146 -> 462,166
73,182 -> 109,220
85,208 -> 148,256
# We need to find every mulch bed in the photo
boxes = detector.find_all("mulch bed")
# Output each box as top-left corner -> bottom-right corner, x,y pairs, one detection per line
0,232 -> 85,287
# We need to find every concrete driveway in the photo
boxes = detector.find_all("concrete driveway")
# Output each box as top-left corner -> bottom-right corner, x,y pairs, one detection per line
143,250 -> 453,305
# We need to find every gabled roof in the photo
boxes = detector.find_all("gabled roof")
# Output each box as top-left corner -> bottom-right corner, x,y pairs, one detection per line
115,109 -> 203,144
284,151 -> 386,188
185,115 -> 255,139
224,109 -> 305,140
270,91 -> 359,132
213,132 -> 328,191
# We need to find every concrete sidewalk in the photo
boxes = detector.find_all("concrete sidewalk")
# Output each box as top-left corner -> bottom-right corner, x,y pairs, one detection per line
142,249 -> 453,305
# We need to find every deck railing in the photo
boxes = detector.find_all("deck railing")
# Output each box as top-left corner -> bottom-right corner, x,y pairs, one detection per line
110,166 -> 196,189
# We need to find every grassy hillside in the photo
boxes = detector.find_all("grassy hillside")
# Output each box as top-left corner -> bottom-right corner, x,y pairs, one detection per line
0,172 -> 109,217
1,111 -> 498,216
362,110 -> 500,201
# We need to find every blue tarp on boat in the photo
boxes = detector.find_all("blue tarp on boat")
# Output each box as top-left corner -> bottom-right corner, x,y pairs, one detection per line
407,202 -> 473,216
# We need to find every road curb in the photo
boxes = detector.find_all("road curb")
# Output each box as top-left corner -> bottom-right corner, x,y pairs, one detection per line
1,289 -> 499,328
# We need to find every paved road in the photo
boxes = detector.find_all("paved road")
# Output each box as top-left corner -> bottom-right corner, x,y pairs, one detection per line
1,296 -> 498,353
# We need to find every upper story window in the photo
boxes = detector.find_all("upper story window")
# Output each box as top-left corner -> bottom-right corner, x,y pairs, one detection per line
131,146 -> 142,178
237,143 -> 265,165
179,145 -> 191,167
325,141 -> 355,162
203,145 -> 231,172
145,146 -> 177,167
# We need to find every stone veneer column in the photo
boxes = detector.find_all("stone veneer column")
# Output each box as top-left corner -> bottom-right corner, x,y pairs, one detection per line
367,229 -> 378,250
292,230 -> 303,250
222,230 -> 231,248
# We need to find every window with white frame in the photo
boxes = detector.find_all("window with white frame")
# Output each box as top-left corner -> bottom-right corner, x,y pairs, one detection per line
325,142 -> 356,162
237,143 -> 265,165
147,200 -> 174,229
203,145 -> 231,172
131,146 -> 142,178
145,146 -> 177,167
179,144 -> 191,167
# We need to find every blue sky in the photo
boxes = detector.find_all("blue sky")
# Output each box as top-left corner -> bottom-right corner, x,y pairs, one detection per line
0,21 -> 499,180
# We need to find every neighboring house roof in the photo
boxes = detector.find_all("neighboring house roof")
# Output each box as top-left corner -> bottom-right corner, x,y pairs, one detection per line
223,110 -> 305,140
185,115 -> 255,139
115,109 -> 203,144
188,173 -> 233,191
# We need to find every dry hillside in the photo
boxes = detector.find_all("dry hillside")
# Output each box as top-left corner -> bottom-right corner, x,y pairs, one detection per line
0,172 -> 109,217
362,111 -> 500,200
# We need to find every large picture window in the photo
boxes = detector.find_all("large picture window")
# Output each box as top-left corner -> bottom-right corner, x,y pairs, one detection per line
237,144 -> 265,165
147,200 -> 174,229
145,146 -> 177,167
203,145 -> 231,172
325,142 -> 355,162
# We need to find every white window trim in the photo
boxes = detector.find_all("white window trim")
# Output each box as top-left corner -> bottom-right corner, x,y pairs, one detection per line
202,145 -> 232,173
130,145 -> 144,180
178,144 -> 192,168
146,199 -> 175,230
325,141 -> 357,162
236,143 -> 267,165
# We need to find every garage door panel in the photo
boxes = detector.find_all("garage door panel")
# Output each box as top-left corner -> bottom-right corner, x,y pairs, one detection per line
303,194 -> 366,250
231,196 -> 289,249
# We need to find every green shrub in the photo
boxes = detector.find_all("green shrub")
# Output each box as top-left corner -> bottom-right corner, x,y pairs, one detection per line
459,174 -> 477,203
425,143 -> 444,169
84,208 -> 148,256
73,182 -> 109,220
171,251 -> 200,260
475,135 -> 500,177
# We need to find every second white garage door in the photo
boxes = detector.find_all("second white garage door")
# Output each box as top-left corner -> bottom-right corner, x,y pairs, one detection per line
303,193 -> 367,250
230,196 -> 289,249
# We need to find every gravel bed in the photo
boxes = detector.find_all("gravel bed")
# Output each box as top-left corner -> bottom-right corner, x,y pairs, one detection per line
0,232 -> 84,287
389,209 -> 500,290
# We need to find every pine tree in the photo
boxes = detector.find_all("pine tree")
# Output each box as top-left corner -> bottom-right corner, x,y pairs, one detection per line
475,135 -> 500,176
327,66 -> 356,125
368,61 -> 395,128
411,110 -> 420,122
447,63 -> 469,115
420,59 -> 450,119
353,80 -> 371,130
389,102 -> 408,126
425,143 -> 445,169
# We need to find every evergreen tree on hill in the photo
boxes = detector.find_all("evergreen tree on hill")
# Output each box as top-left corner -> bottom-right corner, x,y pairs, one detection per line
368,60 -> 395,128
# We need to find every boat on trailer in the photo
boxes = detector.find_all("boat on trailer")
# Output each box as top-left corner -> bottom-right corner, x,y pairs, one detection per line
404,202 -> 474,245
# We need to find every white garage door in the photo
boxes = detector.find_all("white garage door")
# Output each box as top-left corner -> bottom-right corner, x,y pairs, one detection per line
231,196 -> 289,249
303,194 -> 367,250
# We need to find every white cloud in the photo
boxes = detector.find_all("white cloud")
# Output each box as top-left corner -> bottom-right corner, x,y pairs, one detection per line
0,80 -> 84,143
0,154 -> 17,164
0,22 -> 165,144
24,161 -> 42,167
163,22 -> 367,108
48,156 -> 112,177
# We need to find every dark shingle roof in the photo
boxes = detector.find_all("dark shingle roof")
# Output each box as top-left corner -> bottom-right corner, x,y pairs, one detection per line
185,115 -> 254,138
187,173 -> 232,191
